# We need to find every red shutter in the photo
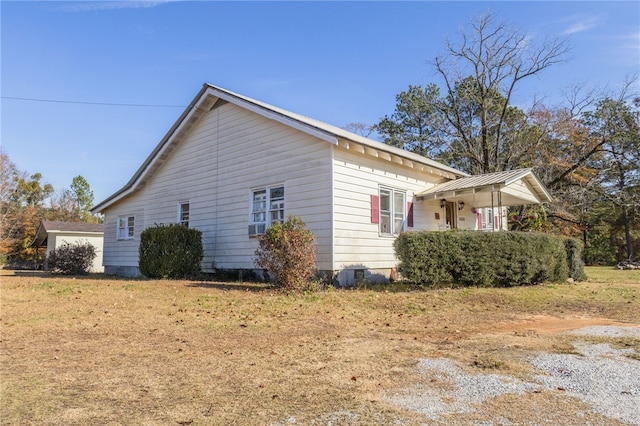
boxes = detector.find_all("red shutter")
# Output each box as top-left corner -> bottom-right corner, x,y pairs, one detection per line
477,212 -> 483,230
407,201 -> 413,228
370,195 -> 380,224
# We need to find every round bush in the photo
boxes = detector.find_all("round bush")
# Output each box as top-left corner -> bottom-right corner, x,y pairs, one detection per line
139,224 -> 203,279
46,241 -> 97,275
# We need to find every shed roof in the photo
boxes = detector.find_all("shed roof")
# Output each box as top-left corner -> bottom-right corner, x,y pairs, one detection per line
30,221 -> 104,248
40,221 -> 104,233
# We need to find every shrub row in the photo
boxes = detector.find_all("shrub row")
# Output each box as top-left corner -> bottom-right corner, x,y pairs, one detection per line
139,224 -> 203,279
394,231 -> 584,287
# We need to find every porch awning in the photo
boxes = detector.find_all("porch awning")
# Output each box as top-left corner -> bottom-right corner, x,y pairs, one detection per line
415,168 -> 552,207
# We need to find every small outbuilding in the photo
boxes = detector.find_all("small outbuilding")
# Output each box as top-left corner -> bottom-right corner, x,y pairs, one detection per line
30,221 -> 104,273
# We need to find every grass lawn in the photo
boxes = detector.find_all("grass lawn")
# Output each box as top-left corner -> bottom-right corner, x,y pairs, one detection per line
1,267 -> 638,425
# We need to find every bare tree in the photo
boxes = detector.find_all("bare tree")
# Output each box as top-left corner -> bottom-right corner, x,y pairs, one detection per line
432,12 -> 570,174
343,122 -> 375,138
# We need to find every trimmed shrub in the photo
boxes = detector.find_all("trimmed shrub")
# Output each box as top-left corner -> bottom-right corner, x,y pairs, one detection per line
394,231 -> 570,287
564,237 -> 586,280
46,241 -> 97,275
254,216 -> 317,292
139,224 -> 203,279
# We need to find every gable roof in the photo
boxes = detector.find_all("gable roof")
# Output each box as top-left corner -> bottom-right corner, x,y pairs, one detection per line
416,168 -> 553,205
92,83 -> 468,213
30,221 -> 104,248
39,221 -> 104,233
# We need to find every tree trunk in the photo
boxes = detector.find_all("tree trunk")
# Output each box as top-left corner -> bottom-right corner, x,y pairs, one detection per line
622,204 -> 633,260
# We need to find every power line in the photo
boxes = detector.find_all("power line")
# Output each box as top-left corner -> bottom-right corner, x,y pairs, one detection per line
1,96 -> 185,108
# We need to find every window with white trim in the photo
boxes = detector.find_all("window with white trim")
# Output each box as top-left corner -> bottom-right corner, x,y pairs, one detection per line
379,187 -> 406,236
249,185 -> 284,236
178,202 -> 190,227
117,216 -> 135,240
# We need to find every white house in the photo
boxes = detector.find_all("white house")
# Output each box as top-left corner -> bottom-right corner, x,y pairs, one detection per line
91,83 -> 552,285
30,221 -> 104,273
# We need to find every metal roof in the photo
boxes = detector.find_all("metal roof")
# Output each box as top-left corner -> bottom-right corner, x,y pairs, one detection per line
416,168 -> 553,204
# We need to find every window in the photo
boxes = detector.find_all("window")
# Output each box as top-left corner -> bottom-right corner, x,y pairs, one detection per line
378,188 -> 406,236
481,207 -> 494,231
178,202 -> 190,227
249,185 -> 284,235
117,216 -> 135,240
269,186 -> 285,224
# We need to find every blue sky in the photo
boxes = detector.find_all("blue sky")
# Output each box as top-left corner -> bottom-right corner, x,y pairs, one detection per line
2,1 -> 639,205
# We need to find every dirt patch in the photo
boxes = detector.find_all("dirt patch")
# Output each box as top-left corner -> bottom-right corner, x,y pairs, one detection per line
494,314 -> 638,334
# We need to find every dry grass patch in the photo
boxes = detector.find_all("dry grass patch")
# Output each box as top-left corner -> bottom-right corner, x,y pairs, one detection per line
1,267 -> 638,425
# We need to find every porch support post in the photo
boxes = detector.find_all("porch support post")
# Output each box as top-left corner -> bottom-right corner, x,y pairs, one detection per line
490,191 -> 495,232
498,191 -> 503,231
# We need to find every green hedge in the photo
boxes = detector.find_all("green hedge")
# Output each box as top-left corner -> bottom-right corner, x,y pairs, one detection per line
139,224 -> 203,279
394,231 -> 582,287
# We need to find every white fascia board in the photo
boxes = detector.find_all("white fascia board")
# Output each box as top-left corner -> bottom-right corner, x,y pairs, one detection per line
49,231 -> 104,236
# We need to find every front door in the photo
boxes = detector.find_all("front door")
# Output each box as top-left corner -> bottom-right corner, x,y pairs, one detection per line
445,201 -> 456,229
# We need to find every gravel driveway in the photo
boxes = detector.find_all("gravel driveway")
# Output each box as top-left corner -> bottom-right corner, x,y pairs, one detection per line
387,326 -> 640,425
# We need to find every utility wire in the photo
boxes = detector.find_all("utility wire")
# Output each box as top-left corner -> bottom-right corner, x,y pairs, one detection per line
1,96 -> 185,108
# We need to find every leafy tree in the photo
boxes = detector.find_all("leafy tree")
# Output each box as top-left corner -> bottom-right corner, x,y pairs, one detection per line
47,176 -> 98,223
0,149 -> 21,258
13,172 -> 53,207
523,104 -> 599,235
48,189 -> 81,222
70,175 -> 94,219
375,84 -> 446,158
1,153 -> 100,265
516,82 -> 639,262
583,96 -> 640,260
0,153 -> 53,262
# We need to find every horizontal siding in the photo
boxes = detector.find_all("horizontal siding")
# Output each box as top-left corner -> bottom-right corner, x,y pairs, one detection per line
332,146 -> 443,270
102,203 -> 145,268
103,101 -> 333,273
49,233 -> 104,273
501,180 -> 540,204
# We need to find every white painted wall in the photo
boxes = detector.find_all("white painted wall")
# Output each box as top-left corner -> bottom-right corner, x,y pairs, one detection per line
102,102 -> 333,274
47,232 -> 104,273
331,145 -> 447,283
